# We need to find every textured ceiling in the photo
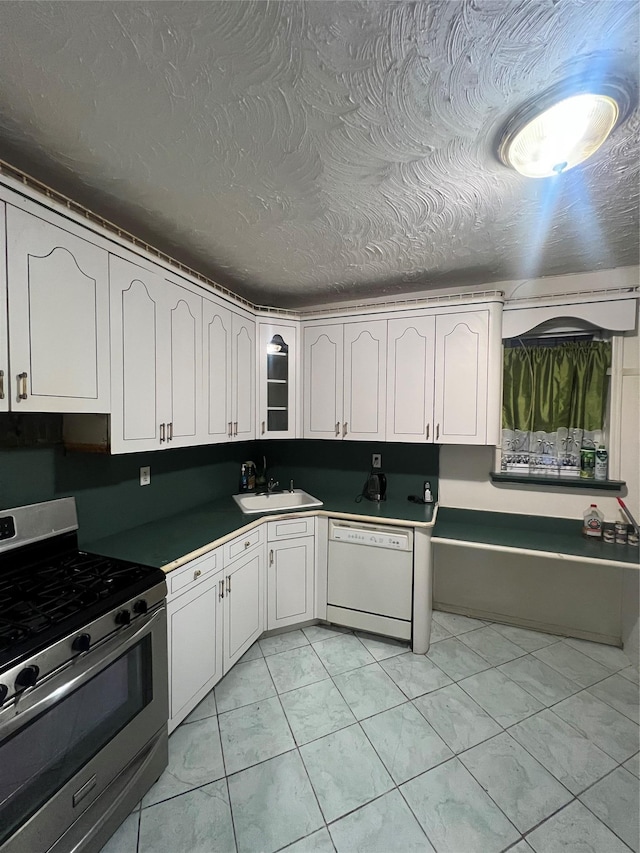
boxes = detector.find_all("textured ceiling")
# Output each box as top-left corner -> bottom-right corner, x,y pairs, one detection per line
0,1 -> 637,308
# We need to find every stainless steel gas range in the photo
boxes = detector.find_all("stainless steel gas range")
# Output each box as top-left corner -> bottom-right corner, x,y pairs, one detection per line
0,498 -> 168,853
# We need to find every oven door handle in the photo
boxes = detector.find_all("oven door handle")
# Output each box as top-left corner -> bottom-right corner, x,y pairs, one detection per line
0,606 -> 165,738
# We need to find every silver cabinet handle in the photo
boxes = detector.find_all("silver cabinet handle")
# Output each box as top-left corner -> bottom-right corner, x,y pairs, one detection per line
269,549 -> 274,566
234,421 -> 238,437
159,422 -> 165,443
0,370 -> 4,400
219,579 -> 224,600
343,422 -> 348,437
261,420 -> 265,435
193,569 -> 201,580
18,372 -> 28,401
426,423 -> 430,440
228,421 -> 232,437
436,424 -> 440,441
226,575 -> 231,595
167,422 -> 173,441
335,421 -> 340,437
244,540 -> 251,549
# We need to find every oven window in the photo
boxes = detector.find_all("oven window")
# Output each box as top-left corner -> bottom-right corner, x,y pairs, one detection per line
0,635 -> 153,844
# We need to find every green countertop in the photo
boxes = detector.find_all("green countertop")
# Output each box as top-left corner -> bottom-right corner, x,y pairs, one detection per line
433,507 -> 639,567
84,492 -> 437,570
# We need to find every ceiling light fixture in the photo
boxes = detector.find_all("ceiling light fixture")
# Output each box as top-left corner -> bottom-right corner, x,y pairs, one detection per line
498,79 -> 630,178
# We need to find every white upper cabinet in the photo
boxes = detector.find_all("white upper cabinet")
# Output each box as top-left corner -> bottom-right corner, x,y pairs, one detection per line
343,320 -> 386,441
303,320 -> 386,441
109,255 -> 202,453
202,297 -> 255,443
386,316 -> 436,442
6,205 -> 110,412
434,309 -> 491,444
303,324 -> 344,439
0,203 -> 7,413
386,305 -> 500,445
203,298 -> 233,443
257,320 -> 299,439
232,313 -> 255,441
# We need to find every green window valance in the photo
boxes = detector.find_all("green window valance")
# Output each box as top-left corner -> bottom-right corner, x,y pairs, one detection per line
502,340 -> 611,433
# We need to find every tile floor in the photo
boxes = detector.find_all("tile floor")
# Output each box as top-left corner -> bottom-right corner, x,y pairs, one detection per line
102,613 -> 640,853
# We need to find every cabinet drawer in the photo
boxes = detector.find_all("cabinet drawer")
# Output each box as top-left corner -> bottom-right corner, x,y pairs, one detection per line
224,526 -> 264,564
168,548 -> 220,597
267,517 -> 315,541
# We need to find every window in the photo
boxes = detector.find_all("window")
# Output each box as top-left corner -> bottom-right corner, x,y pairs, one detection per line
501,336 -> 611,477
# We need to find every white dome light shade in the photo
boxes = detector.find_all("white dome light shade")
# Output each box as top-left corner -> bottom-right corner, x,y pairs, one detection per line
500,93 -> 619,178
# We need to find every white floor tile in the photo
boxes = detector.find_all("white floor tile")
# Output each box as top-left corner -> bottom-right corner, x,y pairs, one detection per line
300,724 -> 394,823
459,668 -> 543,727
228,750 -> 323,853
401,757 -> 520,853
588,674 -> 640,723
329,789 -> 435,853
527,800 -> 631,853
459,732 -> 572,832
414,682 -> 502,753
533,643 -> 613,688
579,767 -> 639,852
361,701 -> 453,783
509,709 -> 617,795
139,780 -> 236,853
553,690 -> 639,763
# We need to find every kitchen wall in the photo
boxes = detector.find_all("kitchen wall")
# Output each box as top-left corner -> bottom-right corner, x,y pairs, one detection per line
263,439 -> 438,504
0,428 -> 437,544
436,268 -> 640,659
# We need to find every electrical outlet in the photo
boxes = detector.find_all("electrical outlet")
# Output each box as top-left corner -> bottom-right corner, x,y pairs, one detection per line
372,453 -> 382,469
140,466 -> 151,486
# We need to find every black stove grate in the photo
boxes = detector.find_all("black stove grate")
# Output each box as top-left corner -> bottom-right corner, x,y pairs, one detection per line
0,538 -> 165,668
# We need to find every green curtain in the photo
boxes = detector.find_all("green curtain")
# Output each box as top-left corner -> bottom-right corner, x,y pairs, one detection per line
502,340 -> 611,432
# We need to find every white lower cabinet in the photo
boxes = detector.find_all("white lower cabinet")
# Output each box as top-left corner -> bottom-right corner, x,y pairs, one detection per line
267,536 -> 315,630
167,551 -> 224,733
222,536 -> 265,671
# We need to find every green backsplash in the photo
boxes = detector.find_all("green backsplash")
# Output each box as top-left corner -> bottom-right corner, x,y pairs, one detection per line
251,439 -> 438,505
0,433 -> 438,543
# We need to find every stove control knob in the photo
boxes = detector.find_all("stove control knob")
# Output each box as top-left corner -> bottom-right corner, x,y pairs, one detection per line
133,599 -> 148,616
72,633 -> 91,653
115,609 -> 131,626
0,684 -> 8,704
15,665 -> 39,690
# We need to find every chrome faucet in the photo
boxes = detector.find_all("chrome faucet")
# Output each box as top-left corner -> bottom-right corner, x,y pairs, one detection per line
267,478 -> 279,493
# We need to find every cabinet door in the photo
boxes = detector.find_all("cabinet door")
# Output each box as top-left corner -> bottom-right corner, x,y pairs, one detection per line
0,203 -> 7,412
231,313 -> 255,441
257,321 -> 299,439
203,298 -> 233,443
386,316 -> 436,443
167,568 -> 224,733
223,547 -> 264,671
343,320 -> 387,441
303,324 -> 343,439
165,281 -> 202,448
6,206 -> 110,413
109,255 -> 166,453
434,310 -> 489,444
267,536 -> 314,630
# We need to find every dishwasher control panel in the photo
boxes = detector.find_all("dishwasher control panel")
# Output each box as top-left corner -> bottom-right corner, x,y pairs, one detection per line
330,523 -> 412,551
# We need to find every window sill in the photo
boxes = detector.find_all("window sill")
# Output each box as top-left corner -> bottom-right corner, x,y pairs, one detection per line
490,472 -> 626,491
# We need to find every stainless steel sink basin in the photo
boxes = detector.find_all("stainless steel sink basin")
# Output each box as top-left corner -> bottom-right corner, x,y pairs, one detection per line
233,489 -> 323,515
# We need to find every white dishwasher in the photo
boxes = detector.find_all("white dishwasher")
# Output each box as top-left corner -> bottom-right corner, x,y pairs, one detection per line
327,519 -> 414,641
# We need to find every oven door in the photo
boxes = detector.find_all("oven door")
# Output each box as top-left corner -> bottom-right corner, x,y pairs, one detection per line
0,605 -> 168,853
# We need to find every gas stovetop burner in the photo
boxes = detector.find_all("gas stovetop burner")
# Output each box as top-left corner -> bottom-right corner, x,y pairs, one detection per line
0,499 -> 166,671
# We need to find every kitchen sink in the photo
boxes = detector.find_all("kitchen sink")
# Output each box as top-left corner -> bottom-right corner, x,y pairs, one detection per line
233,489 -> 323,514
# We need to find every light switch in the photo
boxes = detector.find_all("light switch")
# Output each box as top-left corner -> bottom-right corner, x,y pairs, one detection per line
140,466 -> 151,486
